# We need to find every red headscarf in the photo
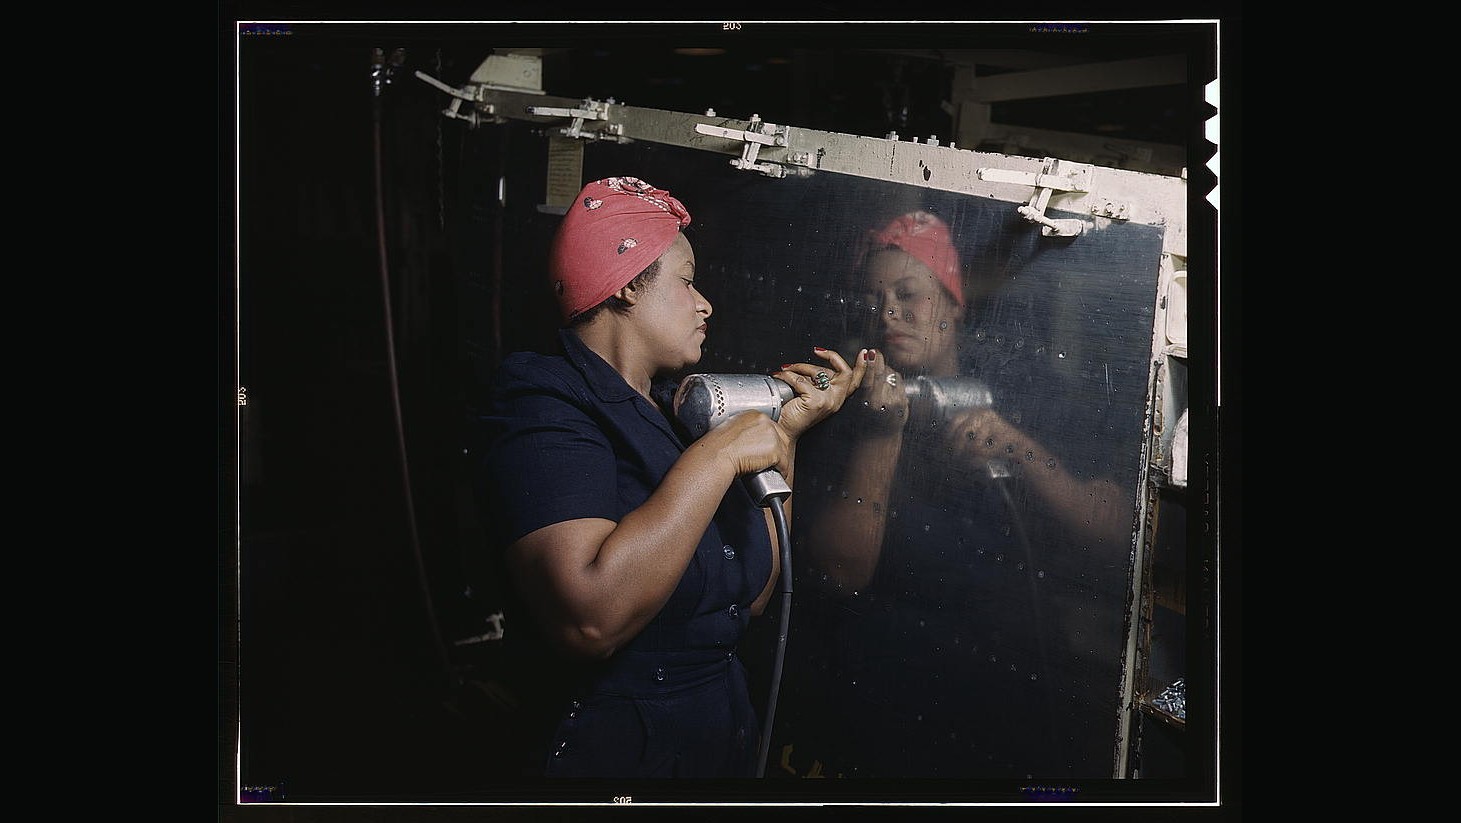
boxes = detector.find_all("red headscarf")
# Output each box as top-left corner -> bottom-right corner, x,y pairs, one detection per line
548,176 -> 693,323
860,210 -> 965,307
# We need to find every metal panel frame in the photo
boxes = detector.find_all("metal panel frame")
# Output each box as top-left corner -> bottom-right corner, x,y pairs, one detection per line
418,60 -> 1189,258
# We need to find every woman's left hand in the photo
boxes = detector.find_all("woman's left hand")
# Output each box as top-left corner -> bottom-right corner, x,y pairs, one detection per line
772,347 -> 869,439
945,407 -> 1023,464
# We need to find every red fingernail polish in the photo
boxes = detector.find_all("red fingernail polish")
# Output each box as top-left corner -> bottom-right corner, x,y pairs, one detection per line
780,364 -> 794,371
864,350 -> 875,361
814,347 -> 827,353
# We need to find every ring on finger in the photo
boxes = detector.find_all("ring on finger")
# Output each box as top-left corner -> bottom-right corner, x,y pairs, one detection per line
813,371 -> 832,390
886,373 -> 898,388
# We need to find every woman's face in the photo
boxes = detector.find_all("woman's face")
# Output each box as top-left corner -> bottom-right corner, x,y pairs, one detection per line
634,233 -> 713,371
859,248 -> 962,374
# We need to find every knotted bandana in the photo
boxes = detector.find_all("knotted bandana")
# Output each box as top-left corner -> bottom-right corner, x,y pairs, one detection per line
860,210 -> 965,307
548,176 -> 693,323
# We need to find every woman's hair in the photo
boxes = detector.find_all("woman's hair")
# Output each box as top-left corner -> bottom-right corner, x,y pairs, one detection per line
567,258 -> 662,327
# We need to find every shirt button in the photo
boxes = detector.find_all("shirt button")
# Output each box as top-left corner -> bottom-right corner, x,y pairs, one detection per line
722,544 -> 736,559
727,604 -> 739,619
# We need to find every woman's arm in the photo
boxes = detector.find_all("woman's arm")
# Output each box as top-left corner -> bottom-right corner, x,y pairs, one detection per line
781,349 -> 901,593
507,410 -> 789,660
797,425 -> 904,593
752,347 -> 868,610
945,408 -> 1130,543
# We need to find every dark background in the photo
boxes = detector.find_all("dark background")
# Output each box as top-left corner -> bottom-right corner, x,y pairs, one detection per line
220,11 -> 1239,820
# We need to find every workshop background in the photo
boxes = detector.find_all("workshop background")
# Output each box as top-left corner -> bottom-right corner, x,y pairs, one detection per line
221,17 -> 1232,810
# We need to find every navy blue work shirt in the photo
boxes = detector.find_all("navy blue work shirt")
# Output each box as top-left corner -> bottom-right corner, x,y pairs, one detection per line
477,328 -> 774,778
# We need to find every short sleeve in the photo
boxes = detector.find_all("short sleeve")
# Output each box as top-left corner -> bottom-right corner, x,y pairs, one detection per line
478,359 -> 619,546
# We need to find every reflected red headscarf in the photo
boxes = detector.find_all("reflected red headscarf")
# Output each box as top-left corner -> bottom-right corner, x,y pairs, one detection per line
548,176 -> 692,323
860,210 -> 965,307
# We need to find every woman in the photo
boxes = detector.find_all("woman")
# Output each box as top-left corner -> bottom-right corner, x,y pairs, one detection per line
477,176 -> 867,778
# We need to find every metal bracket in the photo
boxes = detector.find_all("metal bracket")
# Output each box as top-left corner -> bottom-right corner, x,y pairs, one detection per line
977,157 -> 1092,237
524,98 -> 629,143
695,114 -> 790,178
785,148 -> 824,170
442,97 -> 492,127
415,70 -> 502,127
1091,200 -> 1132,220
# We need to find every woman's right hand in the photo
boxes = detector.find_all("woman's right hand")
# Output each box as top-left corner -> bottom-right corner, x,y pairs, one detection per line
854,349 -> 910,433
696,408 -> 792,478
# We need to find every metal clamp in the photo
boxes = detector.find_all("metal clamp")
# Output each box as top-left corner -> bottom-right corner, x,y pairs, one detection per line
525,98 -> 629,143
978,157 -> 1091,237
415,70 -> 500,127
695,114 -> 790,178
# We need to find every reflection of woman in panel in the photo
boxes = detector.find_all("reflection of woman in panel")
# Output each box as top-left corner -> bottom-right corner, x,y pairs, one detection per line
804,210 -> 1126,592
792,210 -> 1126,778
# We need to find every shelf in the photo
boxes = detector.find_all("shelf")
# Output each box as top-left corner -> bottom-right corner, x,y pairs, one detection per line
1153,572 -> 1185,616
1138,699 -> 1186,731
1154,590 -> 1185,616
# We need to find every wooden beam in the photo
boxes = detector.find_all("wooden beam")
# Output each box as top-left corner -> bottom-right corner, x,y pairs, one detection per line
970,55 -> 1186,102
950,65 -> 990,149
982,123 -> 1186,176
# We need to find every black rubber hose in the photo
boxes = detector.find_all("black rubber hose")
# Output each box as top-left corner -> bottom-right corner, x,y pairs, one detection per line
756,495 -> 794,777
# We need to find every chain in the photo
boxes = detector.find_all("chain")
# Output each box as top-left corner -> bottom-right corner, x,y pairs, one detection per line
435,48 -> 445,232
